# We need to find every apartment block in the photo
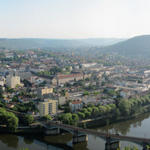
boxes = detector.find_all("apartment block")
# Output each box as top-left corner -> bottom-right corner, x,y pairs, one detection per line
6,75 -> 23,88
39,99 -> 58,116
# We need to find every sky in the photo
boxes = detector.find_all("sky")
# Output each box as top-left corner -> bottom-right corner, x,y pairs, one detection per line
0,0 -> 150,39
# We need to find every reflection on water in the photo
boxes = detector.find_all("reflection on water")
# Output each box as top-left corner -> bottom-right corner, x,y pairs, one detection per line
0,113 -> 150,150
23,136 -> 34,145
0,134 -> 19,148
96,113 -> 150,135
0,134 -> 64,150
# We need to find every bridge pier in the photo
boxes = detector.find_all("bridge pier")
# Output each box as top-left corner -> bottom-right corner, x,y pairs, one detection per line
44,127 -> 60,135
72,130 -> 88,144
105,136 -> 120,150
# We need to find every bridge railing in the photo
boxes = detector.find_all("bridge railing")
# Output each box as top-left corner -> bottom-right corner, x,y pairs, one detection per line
44,121 -> 150,144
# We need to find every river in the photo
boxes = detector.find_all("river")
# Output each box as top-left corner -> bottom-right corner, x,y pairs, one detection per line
1,113 -> 150,150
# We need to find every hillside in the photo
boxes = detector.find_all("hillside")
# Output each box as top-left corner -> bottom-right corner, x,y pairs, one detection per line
0,38 -> 124,50
101,35 -> 150,57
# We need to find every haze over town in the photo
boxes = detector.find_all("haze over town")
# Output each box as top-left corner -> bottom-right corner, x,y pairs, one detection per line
1,0 -> 150,39
1,1 -> 150,150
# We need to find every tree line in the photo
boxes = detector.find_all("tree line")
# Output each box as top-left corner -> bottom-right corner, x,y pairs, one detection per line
59,94 -> 150,126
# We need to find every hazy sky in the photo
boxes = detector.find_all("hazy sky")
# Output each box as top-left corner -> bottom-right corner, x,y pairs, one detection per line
0,0 -> 150,39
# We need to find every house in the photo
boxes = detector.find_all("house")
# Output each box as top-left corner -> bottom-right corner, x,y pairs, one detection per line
120,89 -> 131,98
38,87 -> 53,98
69,100 -> 83,112
52,73 -> 84,86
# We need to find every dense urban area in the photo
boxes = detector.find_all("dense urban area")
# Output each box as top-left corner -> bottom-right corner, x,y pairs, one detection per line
1,0 -> 150,150
0,49 -> 149,125
1,47 -> 150,150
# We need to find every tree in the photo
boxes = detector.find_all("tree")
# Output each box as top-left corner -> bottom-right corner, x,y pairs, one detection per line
118,100 -> 131,116
99,105 -> 107,115
72,114 -> 79,126
12,96 -> 19,102
87,107 -> 93,113
22,79 -> 32,87
78,112 -> 85,119
0,86 -> 3,99
115,108 -> 121,118
24,115 -> 34,125
123,146 -> 138,150
92,106 -> 99,117
83,91 -> 89,96
43,115 -> 52,121
0,108 -> 18,131
61,113 -> 72,124
85,111 -> 91,118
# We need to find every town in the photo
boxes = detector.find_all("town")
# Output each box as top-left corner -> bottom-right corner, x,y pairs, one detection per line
1,49 -> 150,131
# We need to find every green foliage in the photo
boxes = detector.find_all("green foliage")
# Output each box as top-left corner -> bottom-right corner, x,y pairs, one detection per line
83,91 -> 89,96
43,115 -> 52,121
118,100 -> 131,116
92,91 -> 100,96
0,86 -> 3,99
72,114 -> 79,126
117,94 -> 150,117
13,102 -> 38,113
60,113 -> 72,124
87,107 -> 93,113
12,96 -> 19,102
103,88 -> 116,96
122,146 -> 138,150
22,79 -> 32,87
38,71 -> 51,76
77,112 -> 85,119
59,113 -> 79,125
60,89 -> 66,96
0,108 -> 18,131
0,101 -> 6,107
59,93 -> 150,125
5,87 -> 15,93
24,115 -> 34,125
37,67 -> 62,77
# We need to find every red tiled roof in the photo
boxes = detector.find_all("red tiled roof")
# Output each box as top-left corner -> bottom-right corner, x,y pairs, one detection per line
57,74 -> 83,79
72,100 -> 82,104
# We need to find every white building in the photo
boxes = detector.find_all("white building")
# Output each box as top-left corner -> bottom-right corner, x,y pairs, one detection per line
69,100 -> 83,112
82,63 -> 97,68
6,75 -> 23,88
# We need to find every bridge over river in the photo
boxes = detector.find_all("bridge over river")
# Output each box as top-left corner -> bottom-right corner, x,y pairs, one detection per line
40,121 -> 150,150
3,107 -> 150,150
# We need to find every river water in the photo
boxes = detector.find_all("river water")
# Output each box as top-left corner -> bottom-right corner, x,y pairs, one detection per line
1,113 -> 150,150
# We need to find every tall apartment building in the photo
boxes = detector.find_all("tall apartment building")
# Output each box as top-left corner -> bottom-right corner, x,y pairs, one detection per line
38,87 -> 53,98
39,99 -> 58,116
6,75 -> 23,88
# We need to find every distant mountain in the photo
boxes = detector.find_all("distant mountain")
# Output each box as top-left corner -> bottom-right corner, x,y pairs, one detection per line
0,38 -> 124,50
101,35 -> 150,57
78,38 -> 125,46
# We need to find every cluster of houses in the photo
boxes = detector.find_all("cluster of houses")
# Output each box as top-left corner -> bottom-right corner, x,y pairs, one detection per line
1,49 -> 150,117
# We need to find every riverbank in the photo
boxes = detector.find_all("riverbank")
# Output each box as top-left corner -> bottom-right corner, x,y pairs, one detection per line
0,126 -> 74,150
79,104 -> 150,128
1,104 -> 150,134
0,111 -> 150,150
